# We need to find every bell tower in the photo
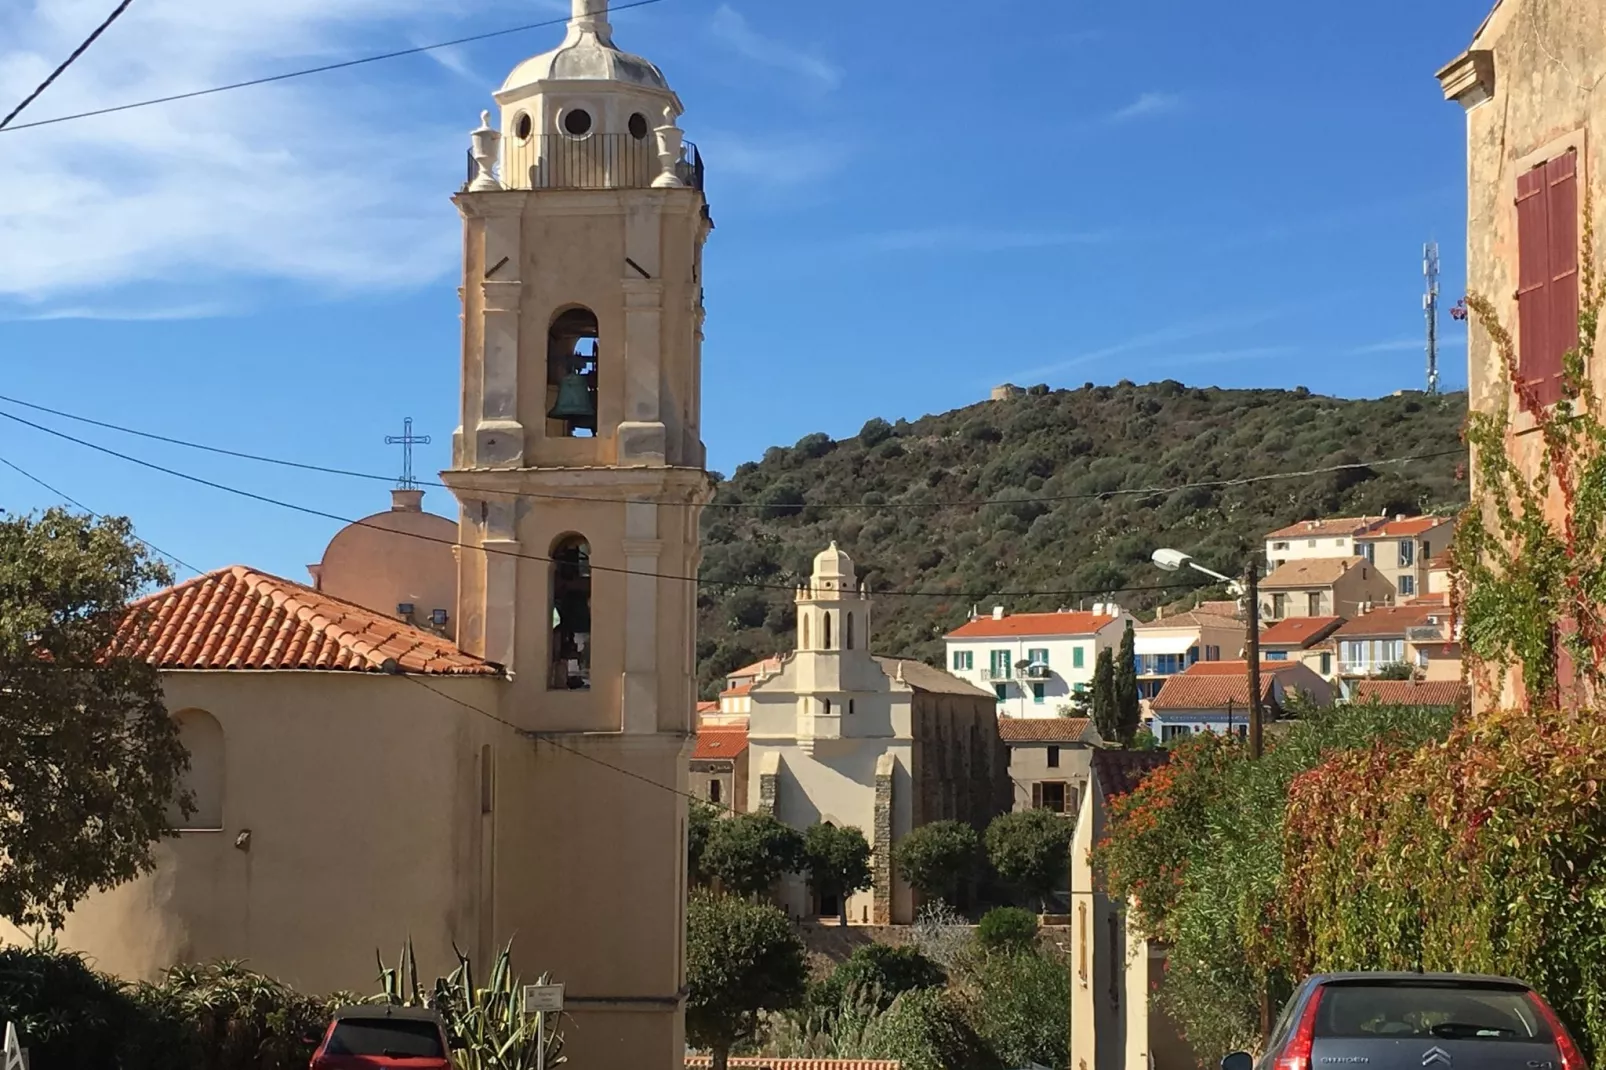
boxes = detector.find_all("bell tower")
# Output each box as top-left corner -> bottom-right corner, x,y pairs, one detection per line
442,0 -> 713,1064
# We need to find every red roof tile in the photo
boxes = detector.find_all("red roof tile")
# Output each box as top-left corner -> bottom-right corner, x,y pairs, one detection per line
720,683 -> 754,698
727,656 -> 782,679
1265,516 -> 1384,539
1427,552 -> 1453,570
691,726 -> 748,761
113,566 -> 497,675
1150,675 -> 1276,711
696,701 -> 718,714
1352,680 -> 1468,707
997,717 -> 1093,743
1258,616 -> 1345,648
1333,604 -> 1448,638
1261,557 -> 1372,587
1181,660 -> 1305,677
1365,516 -> 1452,537
947,611 -> 1116,639
1091,749 -> 1169,802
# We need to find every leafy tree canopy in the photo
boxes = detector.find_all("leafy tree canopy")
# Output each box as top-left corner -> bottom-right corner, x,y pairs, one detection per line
984,811 -> 1073,911
0,509 -> 186,928
801,822 -> 873,924
818,943 -> 946,1012
701,813 -> 803,898
893,821 -> 981,906
686,891 -> 807,1070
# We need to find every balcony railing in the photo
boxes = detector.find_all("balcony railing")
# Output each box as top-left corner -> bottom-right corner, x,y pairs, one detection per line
1017,663 -> 1052,680
982,668 -> 1012,683
498,134 -> 705,192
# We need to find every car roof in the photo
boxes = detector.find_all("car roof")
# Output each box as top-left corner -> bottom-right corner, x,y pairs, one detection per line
330,1004 -> 447,1024
1307,972 -> 1530,988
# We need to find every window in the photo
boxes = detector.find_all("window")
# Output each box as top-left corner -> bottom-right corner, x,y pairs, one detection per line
1319,652 -> 1332,676
1027,647 -> 1049,667
1272,593 -> 1287,618
1272,541 -> 1289,550
561,107 -> 593,137
549,534 -> 591,690
1398,539 -> 1415,567
1399,575 -> 1416,596
514,112 -> 533,140
1047,745 -> 1060,768
1072,646 -> 1085,669
1186,646 -> 1200,666
708,779 -> 722,804
845,613 -> 855,650
628,112 -> 649,139
1516,148 -> 1581,409
546,308 -> 599,438
1307,592 -> 1322,616
823,698 -> 832,716
480,744 -> 494,814
1314,984 -> 1551,1041
802,616 -> 810,649
823,612 -> 833,650
1265,650 -> 1288,661
1359,542 -> 1376,563
994,684 -> 1008,701
1035,781 -> 1067,812
169,709 -> 224,831
1032,683 -> 1046,704
990,649 -> 1012,677
325,1019 -> 446,1059
848,699 -> 856,715
1160,724 -> 1193,742
1206,645 -> 1220,661
1307,539 -> 1317,547
952,650 -> 973,671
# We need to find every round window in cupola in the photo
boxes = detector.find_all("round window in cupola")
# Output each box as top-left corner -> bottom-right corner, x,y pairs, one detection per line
628,112 -> 649,140
513,112 -> 533,141
561,107 -> 593,138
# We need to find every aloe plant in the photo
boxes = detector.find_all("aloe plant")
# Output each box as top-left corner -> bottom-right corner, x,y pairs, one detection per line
373,938 -> 564,1069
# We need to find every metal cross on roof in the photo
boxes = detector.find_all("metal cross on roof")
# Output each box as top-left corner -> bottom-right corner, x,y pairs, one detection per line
384,417 -> 432,490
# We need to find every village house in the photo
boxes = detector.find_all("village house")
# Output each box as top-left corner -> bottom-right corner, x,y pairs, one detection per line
1352,515 -> 1458,602
1352,679 -> 1470,709
1332,604 -> 1462,692
996,716 -> 1100,815
1069,750 -> 1194,1070
1132,605 -> 1243,702
0,5 -> 717,1064
1265,517 -> 1389,571
1257,615 -> 1343,681
1148,661 -> 1333,741
1438,0 -> 1603,709
746,544 -> 1009,924
944,605 -> 1134,718
1258,556 -> 1396,622
689,723 -> 749,811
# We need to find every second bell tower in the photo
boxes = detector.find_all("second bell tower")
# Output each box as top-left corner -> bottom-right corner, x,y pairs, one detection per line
441,1 -> 714,1065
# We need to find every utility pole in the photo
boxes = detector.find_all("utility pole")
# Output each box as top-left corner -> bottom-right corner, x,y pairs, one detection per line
1424,242 -> 1441,396
1245,559 -> 1263,759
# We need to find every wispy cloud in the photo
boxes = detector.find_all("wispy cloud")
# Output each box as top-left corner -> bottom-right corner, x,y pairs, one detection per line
848,226 -> 1112,255
700,130 -> 853,188
710,5 -> 841,91
1005,308 -> 1288,381
1107,91 -> 1184,123
0,302 -> 235,322
1151,345 -> 1295,368
1348,336 -> 1467,355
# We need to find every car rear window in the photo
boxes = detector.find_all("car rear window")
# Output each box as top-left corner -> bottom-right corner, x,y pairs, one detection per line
1316,984 -> 1550,1041
325,1018 -> 446,1057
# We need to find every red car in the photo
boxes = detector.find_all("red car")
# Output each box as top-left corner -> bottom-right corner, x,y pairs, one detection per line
308,1006 -> 454,1070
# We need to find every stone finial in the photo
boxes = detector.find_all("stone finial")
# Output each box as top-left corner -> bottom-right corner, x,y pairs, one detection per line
652,108 -> 686,189
469,111 -> 502,192
571,0 -> 611,35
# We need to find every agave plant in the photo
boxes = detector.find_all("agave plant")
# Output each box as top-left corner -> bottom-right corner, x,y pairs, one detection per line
373,938 -> 565,1069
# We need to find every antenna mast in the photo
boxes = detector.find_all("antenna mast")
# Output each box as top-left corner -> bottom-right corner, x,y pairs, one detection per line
1424,242 -> 1441,395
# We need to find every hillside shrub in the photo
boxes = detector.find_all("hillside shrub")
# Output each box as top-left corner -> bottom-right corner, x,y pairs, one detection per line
893,821 -> 981,907
974,907 -> 1037,952
817,944 -> 946,1012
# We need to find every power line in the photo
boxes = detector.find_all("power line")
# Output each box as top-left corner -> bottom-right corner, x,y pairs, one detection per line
0,0 -> 669,135
0,0 -> 137,131
0,451 -> 202,576
0,392 -> 1465,512
0,407 -> 1205,601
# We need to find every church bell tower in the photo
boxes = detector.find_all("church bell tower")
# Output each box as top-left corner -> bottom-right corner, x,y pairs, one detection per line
442,0 -> 713,1064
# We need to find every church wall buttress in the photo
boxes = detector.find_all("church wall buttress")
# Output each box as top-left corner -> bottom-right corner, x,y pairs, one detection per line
622,500 -> 661,735
475,203 -> 526,469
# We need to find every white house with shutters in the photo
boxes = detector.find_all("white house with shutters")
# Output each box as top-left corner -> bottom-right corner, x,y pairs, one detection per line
944,605 -> 1134,719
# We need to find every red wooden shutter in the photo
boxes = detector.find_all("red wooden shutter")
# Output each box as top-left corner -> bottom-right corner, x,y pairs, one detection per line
1516,164 -> 1553,409
1541,150 -> 1581,407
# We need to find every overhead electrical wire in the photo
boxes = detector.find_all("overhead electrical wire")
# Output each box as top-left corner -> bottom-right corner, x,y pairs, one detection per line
0,407 -> 1206,601
0,392 -> 1465,512
0,0 -> 670,135
0,0 -> 138,131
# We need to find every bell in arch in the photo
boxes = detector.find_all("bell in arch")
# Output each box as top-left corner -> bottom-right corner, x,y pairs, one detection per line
548,367 -> 597,433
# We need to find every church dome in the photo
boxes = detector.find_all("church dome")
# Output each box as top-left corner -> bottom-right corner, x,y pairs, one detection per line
812,542 -> 856,584
498,4 -> 671,97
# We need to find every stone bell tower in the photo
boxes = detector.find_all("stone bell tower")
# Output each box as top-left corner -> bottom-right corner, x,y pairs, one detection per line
441,0 -> 713,1064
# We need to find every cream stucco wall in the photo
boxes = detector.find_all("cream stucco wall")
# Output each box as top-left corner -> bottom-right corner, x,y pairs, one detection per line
1263,563 -> 1397,620
309,491 -> 460,636
0,671 -> 503,994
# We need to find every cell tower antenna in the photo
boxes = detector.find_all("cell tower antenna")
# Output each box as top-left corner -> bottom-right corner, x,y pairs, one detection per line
1424,241 -> 1441,395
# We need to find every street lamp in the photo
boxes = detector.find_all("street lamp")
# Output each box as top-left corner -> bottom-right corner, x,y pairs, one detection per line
1152,547 -> 1263,759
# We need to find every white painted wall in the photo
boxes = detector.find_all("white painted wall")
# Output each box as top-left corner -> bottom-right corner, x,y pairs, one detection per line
945,613 -> 1132,719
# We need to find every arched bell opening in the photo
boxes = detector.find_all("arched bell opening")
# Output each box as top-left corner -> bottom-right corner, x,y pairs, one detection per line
547,307 -> 599,438
550,533 -> 592,690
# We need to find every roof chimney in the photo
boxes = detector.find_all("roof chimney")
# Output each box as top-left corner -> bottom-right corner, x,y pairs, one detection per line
992,606 -> 1005,620
1155,605 -> 1165,620
392,488 -> 424,512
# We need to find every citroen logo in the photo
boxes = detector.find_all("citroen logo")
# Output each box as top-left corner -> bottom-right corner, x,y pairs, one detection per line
1422,1048 -> 1452,1067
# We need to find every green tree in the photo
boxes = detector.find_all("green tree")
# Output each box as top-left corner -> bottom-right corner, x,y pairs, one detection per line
818,943 -> 946,1012
1090,647 -> 1119,743
861,987 -> 1003,1070
1131,726 -> 1159,751
1375,661 -> 1417,681
984,810 -> 1072,912
701,812 -> 803,898
0,509 -> 187,929
686,890 -> 808,1070
962,946 -> 1070,1070
801,822 -> 873,925
893,821 -> 981,908
688,800 -> 721,885
1115,621 -> 1140,744
974,906 -> 1039,952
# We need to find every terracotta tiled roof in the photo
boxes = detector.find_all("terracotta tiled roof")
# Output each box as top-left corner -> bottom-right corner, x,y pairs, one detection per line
1403,593 -> 1450,607
720,683 -> 754,698
874,657 -> 993,697
696,700 -> 718,715
727,656 -> 782,680
947,611 -> 1116,639
691,726 -> 748,761
1352,680 -> 1468,707
113,566 -> 498,675
1258,616 -> 1345,648
1364,516 -> 1452,537
1150,674 -> 1275,711
1091,749 -> 1169,802
1261,557 -> 1372,587
1333,604 -> 1448,639
1136,609 -> 1241,630
1266,516 -> 1384,540
684,1053 -> 899,1060
997,716 -> 1093,743
1427,552 -> 1453,570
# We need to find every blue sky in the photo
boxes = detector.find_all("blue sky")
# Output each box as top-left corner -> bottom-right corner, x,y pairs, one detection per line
0,0 -> 1493,582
